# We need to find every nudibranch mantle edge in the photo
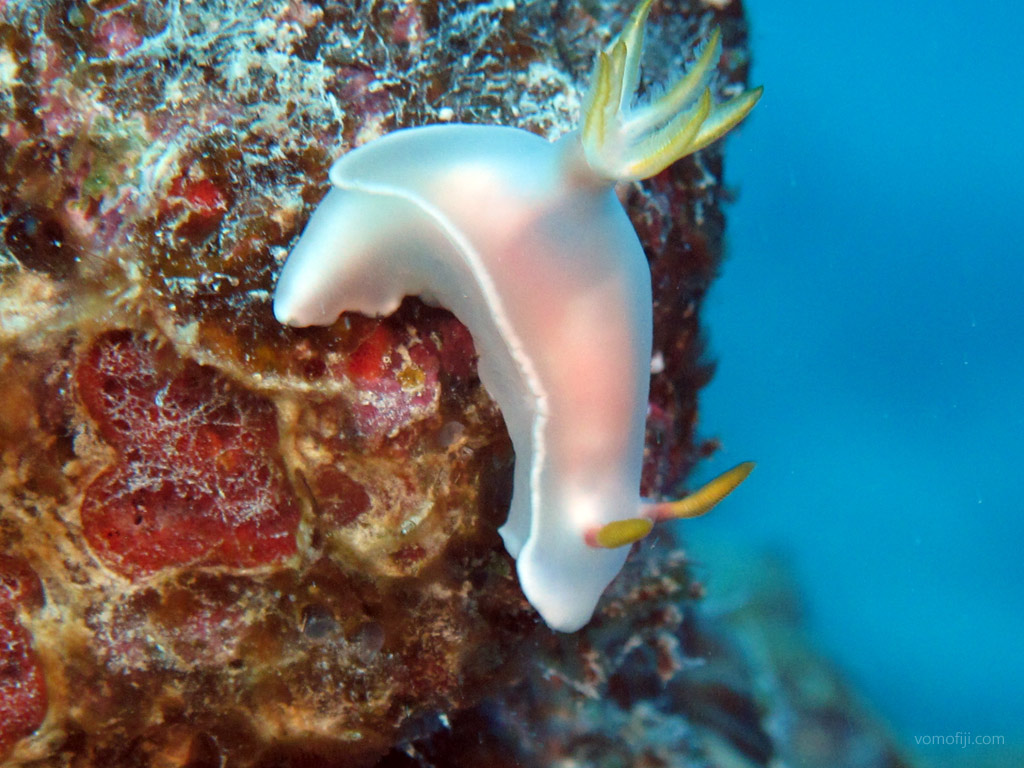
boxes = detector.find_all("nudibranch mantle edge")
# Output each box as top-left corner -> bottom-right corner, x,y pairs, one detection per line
272,0 -> 760,632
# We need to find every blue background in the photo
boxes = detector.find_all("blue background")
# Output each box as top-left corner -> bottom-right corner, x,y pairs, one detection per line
687,0 -> 1024,757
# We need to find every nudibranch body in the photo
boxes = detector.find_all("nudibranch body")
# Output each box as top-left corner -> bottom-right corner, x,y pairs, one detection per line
273,0 -> 760,632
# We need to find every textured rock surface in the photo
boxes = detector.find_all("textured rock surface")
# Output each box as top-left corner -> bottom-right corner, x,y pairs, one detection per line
385,543 -> 917,768
0,0 -> 913,766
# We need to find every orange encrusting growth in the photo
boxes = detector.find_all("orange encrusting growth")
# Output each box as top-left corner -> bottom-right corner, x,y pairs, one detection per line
76,331 -> 300,577
0,556 -> 47,760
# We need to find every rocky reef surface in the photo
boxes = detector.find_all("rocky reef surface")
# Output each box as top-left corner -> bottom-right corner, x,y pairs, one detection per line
1,1 -> 913,766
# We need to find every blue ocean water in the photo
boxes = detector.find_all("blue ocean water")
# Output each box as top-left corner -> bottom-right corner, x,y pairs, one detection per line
688,0 -> 1024,754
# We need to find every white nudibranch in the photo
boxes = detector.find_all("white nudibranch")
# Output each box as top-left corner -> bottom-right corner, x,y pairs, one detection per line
272,0 -> 761,632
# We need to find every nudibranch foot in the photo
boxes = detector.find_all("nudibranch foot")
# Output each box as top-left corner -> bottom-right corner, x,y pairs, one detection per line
581,0 -> 763,181
587,462 -> 755,549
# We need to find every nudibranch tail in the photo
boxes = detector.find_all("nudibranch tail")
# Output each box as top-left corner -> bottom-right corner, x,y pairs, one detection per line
587,462 -> 755,549
581,0 -> 762,182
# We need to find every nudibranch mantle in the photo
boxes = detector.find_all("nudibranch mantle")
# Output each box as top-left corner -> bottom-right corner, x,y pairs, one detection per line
273,0 -> 760,632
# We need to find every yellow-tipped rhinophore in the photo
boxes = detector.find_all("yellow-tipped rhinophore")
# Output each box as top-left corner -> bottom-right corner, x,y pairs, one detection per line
580,0 -> 762,182
644,462 -> 755,521
586,517 -> 655,549
586,462 -> 754,549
